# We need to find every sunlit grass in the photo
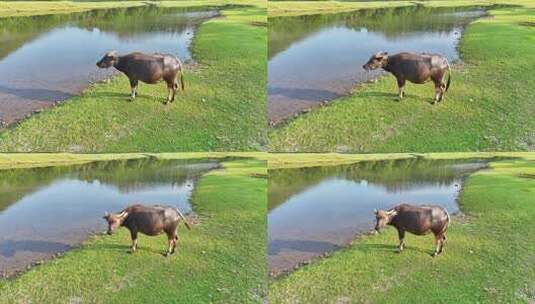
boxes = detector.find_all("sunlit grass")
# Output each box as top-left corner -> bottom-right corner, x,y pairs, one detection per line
0,157 -> 267,303
269,4 -> 535,152
0,4 -> 267,152
269,155 -> 535,303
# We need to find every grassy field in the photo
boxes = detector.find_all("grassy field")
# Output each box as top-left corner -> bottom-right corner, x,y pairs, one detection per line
269,153 -> 535,303
268,0 -> 535,17
269,2 -> 535,152
0,155 -> 267,303
0,151 -> 269,169
0,2 -> 267,152
266,152 -> 535,169
0,0 -> 266,18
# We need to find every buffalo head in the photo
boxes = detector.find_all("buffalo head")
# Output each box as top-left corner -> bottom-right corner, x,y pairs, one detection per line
103,210 -> 128,235
363,52 -> 388,71
374,208 -> 397,232
96,51 -> 119,68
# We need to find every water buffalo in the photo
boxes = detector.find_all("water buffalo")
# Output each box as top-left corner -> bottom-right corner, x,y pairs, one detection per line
363,52 -> 451,104
96,51 -> 185,104
374,203 -> 450,256
103,204 -> 191,256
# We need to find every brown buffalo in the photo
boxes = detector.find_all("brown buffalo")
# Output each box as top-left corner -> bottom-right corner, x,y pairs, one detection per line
363,52 -> 451,104
103,204 -> 191,256
97,51 -> 185,104
374,203 -> 450,256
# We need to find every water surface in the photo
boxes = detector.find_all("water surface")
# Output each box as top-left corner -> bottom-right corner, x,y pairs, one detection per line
0,158 -> 219,276
0,6 -> 218,126
268,158 -> 490,275
268,6 -> 487,123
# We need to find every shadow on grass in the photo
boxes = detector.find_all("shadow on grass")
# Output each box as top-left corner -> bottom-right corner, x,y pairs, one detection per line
352,243 -> 429,255
87,242 -> 164,255
89,91 -> 172,105
356,91 -> 396,100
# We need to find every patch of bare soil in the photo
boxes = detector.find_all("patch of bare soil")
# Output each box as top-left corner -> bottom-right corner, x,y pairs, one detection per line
519,21 -> 535,27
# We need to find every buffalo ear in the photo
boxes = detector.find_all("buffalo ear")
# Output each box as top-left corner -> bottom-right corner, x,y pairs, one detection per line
103,212 -> 109,219
373,209 -> 378,215
106,50 -> 118,59
375,51 -> 388,59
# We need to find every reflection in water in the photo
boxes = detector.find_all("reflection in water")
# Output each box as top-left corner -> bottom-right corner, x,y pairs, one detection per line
0,6 -> 218,125
268,158 -> 490,275
268,6 -> 489,123
0,158 -> 219,276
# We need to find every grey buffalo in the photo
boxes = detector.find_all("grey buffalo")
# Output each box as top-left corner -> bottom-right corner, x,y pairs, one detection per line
103,204 -> 191,256
97,51 -> 185,104
374,203 -> 450,256
363,52 -> 451,103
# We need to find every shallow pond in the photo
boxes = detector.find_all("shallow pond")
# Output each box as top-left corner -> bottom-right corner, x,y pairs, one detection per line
268,6 -> 487,123
268,158 -> 491,275
0,6 -> 218,126
0,158 -> 219,276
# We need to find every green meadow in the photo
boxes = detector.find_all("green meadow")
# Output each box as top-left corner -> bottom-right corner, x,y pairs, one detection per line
0,153 -> 267,303
0,1 -> 267,152
269,1 -> 535,152
269,153 -> 535,303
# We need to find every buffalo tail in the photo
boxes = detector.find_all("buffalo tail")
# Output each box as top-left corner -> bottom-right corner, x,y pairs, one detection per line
176,208 -> 192,230
180,73 -> 185,91
445,65 -> 451,92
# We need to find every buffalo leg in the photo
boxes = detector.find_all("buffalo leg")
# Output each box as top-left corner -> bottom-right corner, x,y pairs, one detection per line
164,230 -> 177,256
396,78 -> 406,100
397,229 -> 405,252
432,234 -> 444,257
432,75 -> 445,104
129,79 -> 138,100
439,235 -> 447,254
172,235 -> 178,254
130,230 -> 138,253
164,78 -> 176,104
171,84 -> 177,102
439,82 -> 446,102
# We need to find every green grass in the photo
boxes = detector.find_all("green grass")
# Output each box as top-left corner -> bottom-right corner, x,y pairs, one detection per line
266,152 -> 535,169
0,3 -> 267,152
0,151 -> 269,169
269,156 -> 535,303
0,157 -> 267,303
269,4 -> 535,152
0,1 -> 266,18
268,0 -> 535,17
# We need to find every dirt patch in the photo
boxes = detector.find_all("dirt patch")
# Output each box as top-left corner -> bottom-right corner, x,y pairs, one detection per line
250,21 -> 267,27
518,173 -> 535,180
519,21 -> 535,27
